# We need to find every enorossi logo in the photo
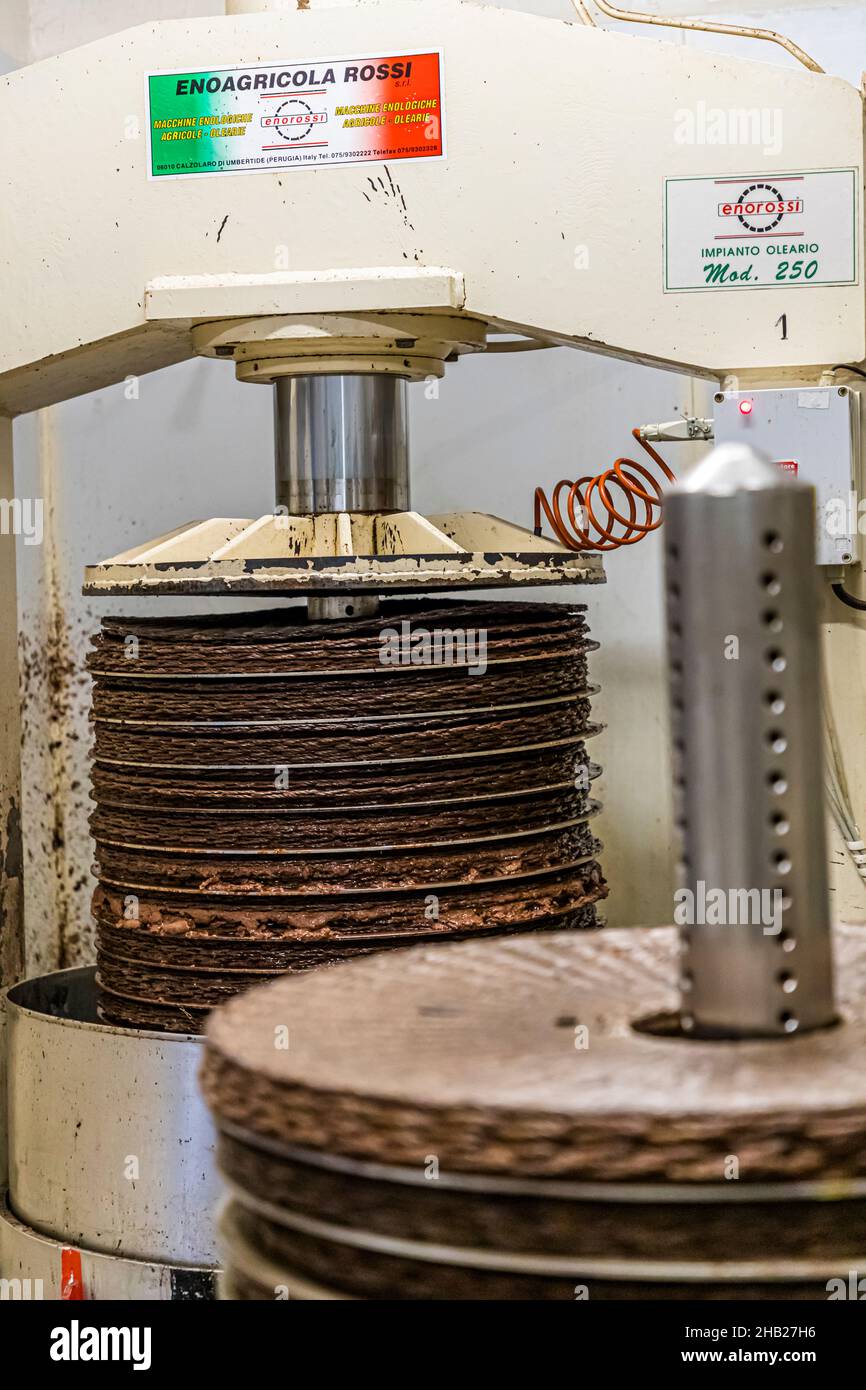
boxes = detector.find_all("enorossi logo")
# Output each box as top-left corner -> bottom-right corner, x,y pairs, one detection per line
664,168 -> 857,293
718,182 -> 804,233
261,98 -> 328,143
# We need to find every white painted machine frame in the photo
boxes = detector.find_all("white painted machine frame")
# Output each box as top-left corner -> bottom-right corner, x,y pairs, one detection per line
0,0 -> 862,414
0,0 -> 865,973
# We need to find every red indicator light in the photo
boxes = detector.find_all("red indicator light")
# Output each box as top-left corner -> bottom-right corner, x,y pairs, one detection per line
739,399 -> 754,416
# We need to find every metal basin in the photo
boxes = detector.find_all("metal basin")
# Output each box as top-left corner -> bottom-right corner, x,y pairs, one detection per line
3,966 -> 218,1266
0,1193 -> 216,1300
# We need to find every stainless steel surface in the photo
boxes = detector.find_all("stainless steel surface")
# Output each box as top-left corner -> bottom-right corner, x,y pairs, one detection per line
0,1193 -> 216,1300
274,374 -> 409,513
665,443 -> 835,1038
638,417 -> 713,443
4,967 -> 218,1265
307,595 -> 380,620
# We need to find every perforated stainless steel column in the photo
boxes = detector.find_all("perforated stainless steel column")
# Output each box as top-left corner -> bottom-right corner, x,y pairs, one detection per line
665,443 -> 835,1038
274,374 -> 409,514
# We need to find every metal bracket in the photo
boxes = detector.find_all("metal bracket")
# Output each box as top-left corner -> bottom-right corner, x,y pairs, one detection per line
638,417 -> 713,443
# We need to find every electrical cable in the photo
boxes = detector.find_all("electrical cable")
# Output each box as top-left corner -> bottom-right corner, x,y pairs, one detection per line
832,582 -> 866,612
831,365 -> 866,382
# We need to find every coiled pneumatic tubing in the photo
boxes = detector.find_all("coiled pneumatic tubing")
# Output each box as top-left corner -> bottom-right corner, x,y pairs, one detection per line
534,428 -> 676,552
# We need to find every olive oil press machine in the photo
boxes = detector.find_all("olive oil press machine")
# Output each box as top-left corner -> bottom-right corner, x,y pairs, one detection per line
1,0 -> 865,1298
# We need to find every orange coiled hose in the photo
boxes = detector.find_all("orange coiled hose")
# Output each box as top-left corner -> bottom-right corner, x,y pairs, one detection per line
533,428 -> 676,552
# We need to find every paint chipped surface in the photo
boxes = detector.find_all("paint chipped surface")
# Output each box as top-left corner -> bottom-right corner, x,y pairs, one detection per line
19,612 -> 96,973
0,795 -> 24,985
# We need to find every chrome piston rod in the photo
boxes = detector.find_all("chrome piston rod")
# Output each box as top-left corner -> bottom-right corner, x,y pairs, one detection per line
274,374 -> 410,515
665,443 -> 835,1038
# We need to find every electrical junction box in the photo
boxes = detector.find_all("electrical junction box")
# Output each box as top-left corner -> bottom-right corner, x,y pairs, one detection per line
714,386 -> 860,567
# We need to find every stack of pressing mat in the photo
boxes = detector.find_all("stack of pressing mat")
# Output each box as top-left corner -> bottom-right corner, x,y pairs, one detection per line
201,925 -> 866,1300
88,600 -> 606,1031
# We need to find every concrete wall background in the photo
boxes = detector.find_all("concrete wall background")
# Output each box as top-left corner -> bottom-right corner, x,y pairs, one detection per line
5,0 -> 866,973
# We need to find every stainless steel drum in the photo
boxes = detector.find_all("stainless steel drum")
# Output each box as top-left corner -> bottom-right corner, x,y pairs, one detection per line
0,1194 -> 215,1300
3,967 -> 218,1271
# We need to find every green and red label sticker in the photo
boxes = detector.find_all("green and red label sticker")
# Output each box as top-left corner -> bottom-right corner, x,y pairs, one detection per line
146,52 -> 444,179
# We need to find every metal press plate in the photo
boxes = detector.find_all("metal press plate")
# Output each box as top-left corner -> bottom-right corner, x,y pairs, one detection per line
83,510 -> 604,595
84,551 -> 604,596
